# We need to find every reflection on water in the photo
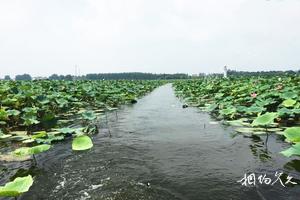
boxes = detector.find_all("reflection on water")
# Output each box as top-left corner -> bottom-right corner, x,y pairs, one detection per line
0,84 -> 300,200
285,160 -> 300,173
249,135 -> 272,162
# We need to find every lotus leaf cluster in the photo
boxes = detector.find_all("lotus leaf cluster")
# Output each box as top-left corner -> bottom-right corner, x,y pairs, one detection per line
173,76 -> 300,157
0,80 -> 162,198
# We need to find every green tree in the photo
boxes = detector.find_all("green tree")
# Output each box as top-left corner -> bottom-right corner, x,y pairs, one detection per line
15,74 -> 32,81
4,75 -> 11,80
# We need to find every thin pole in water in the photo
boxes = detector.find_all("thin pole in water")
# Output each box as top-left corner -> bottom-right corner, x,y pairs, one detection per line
32,154 -> 37,166
104,111 -> 112,137
105,112 -> 108,124
115,111 -> 118,120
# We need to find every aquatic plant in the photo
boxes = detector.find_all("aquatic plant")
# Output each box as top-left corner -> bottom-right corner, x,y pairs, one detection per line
0,175 -> 33,198
72,135 -> 93,151
173,76 -> 300,157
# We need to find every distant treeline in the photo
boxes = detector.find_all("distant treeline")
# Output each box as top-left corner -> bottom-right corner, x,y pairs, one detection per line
204,70 -> 300,78
2,70 -> 299,81
227,70 -> 300,76
3,72 -> 190,81
83,72 -> 189,80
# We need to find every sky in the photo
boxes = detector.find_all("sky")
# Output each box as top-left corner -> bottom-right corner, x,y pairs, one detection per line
0,0 -> 300,77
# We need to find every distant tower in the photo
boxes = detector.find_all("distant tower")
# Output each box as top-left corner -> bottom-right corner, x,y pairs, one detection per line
224,66 -> 228,78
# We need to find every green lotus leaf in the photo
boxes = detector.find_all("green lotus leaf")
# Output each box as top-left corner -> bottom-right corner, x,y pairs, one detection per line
235,127 -> 265,133
227,118 -> 249,126
36,134 -> 64,144
72,135 -> 93,151
283,127 -> 300,143
235,128 -> 256,133
37,95 -> 50,104
94,109 -> 105,113
0,135 -> 12,139
0,175 -> 33,197
55,98 -> 68,107
275,131 -> 285,135
14,144 -> 51,156
22,107 -> 38,114
227,120 -> 244,127
293,109 -> 300,114
206,104 -> 218,112
1,98 -> 18,106
10,131 -> 27,136
6,109 -> 21,116
280,143 -> 300,157
252,112 -> 278,126
30,144 -> 51,154
220,107 -> 236,115
10,135 -> 31,141
266,128 -> 283,132
255,98 -> 275,107
252,131 -> 267,135
81,111 -> 97,121
245,106 -> 265,114
282,99 -> 297,107
0,130 -> 12,139
31,131 -> 47,139
277,107 -> 294,116
106,107 -> 118,111
23,118 -> 40,126
57,119 -> 72,124
22,139 -> 35,144
281,91 -> 297,100
54,127 -> 76,134
77,109 -> 86,114
0,109 -> 8,121
47,131 -> 61,135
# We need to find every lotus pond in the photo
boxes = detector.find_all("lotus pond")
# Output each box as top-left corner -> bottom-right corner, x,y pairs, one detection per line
0,78 -> 300,200
0,80 -> 162,198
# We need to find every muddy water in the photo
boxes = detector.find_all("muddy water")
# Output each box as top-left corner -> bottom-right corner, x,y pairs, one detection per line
2,84 -> 300,200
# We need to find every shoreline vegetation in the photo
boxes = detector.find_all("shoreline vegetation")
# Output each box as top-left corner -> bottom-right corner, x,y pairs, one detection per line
173,75 -> 300,157
1,69 -> 299,81
0,80 -> 163,198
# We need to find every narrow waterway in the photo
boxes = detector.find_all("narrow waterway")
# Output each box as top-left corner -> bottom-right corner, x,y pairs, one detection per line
13,84 -> 300,199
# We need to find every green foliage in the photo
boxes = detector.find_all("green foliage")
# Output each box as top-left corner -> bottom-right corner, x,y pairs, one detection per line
81,110 -> 97,121
0,80 -> 162,147
280,143 -> 300,157
283,127 -> 300,143
252,112 -> 278,127
282,99 -> 297,107
72,135 -> 93,151
14,144 -> 51,156
0,108 -> 8,121
0,175 -> 33,197
173,76 -> 300,158
173,76 -> 300,123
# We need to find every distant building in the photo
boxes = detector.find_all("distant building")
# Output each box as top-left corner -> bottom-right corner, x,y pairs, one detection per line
224,66 -> 228,78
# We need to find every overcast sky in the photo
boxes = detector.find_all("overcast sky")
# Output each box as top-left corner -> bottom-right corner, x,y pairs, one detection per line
0,0 -> 300,77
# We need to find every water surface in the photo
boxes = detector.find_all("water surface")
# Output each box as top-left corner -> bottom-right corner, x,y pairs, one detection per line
1,84 -> 300,200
